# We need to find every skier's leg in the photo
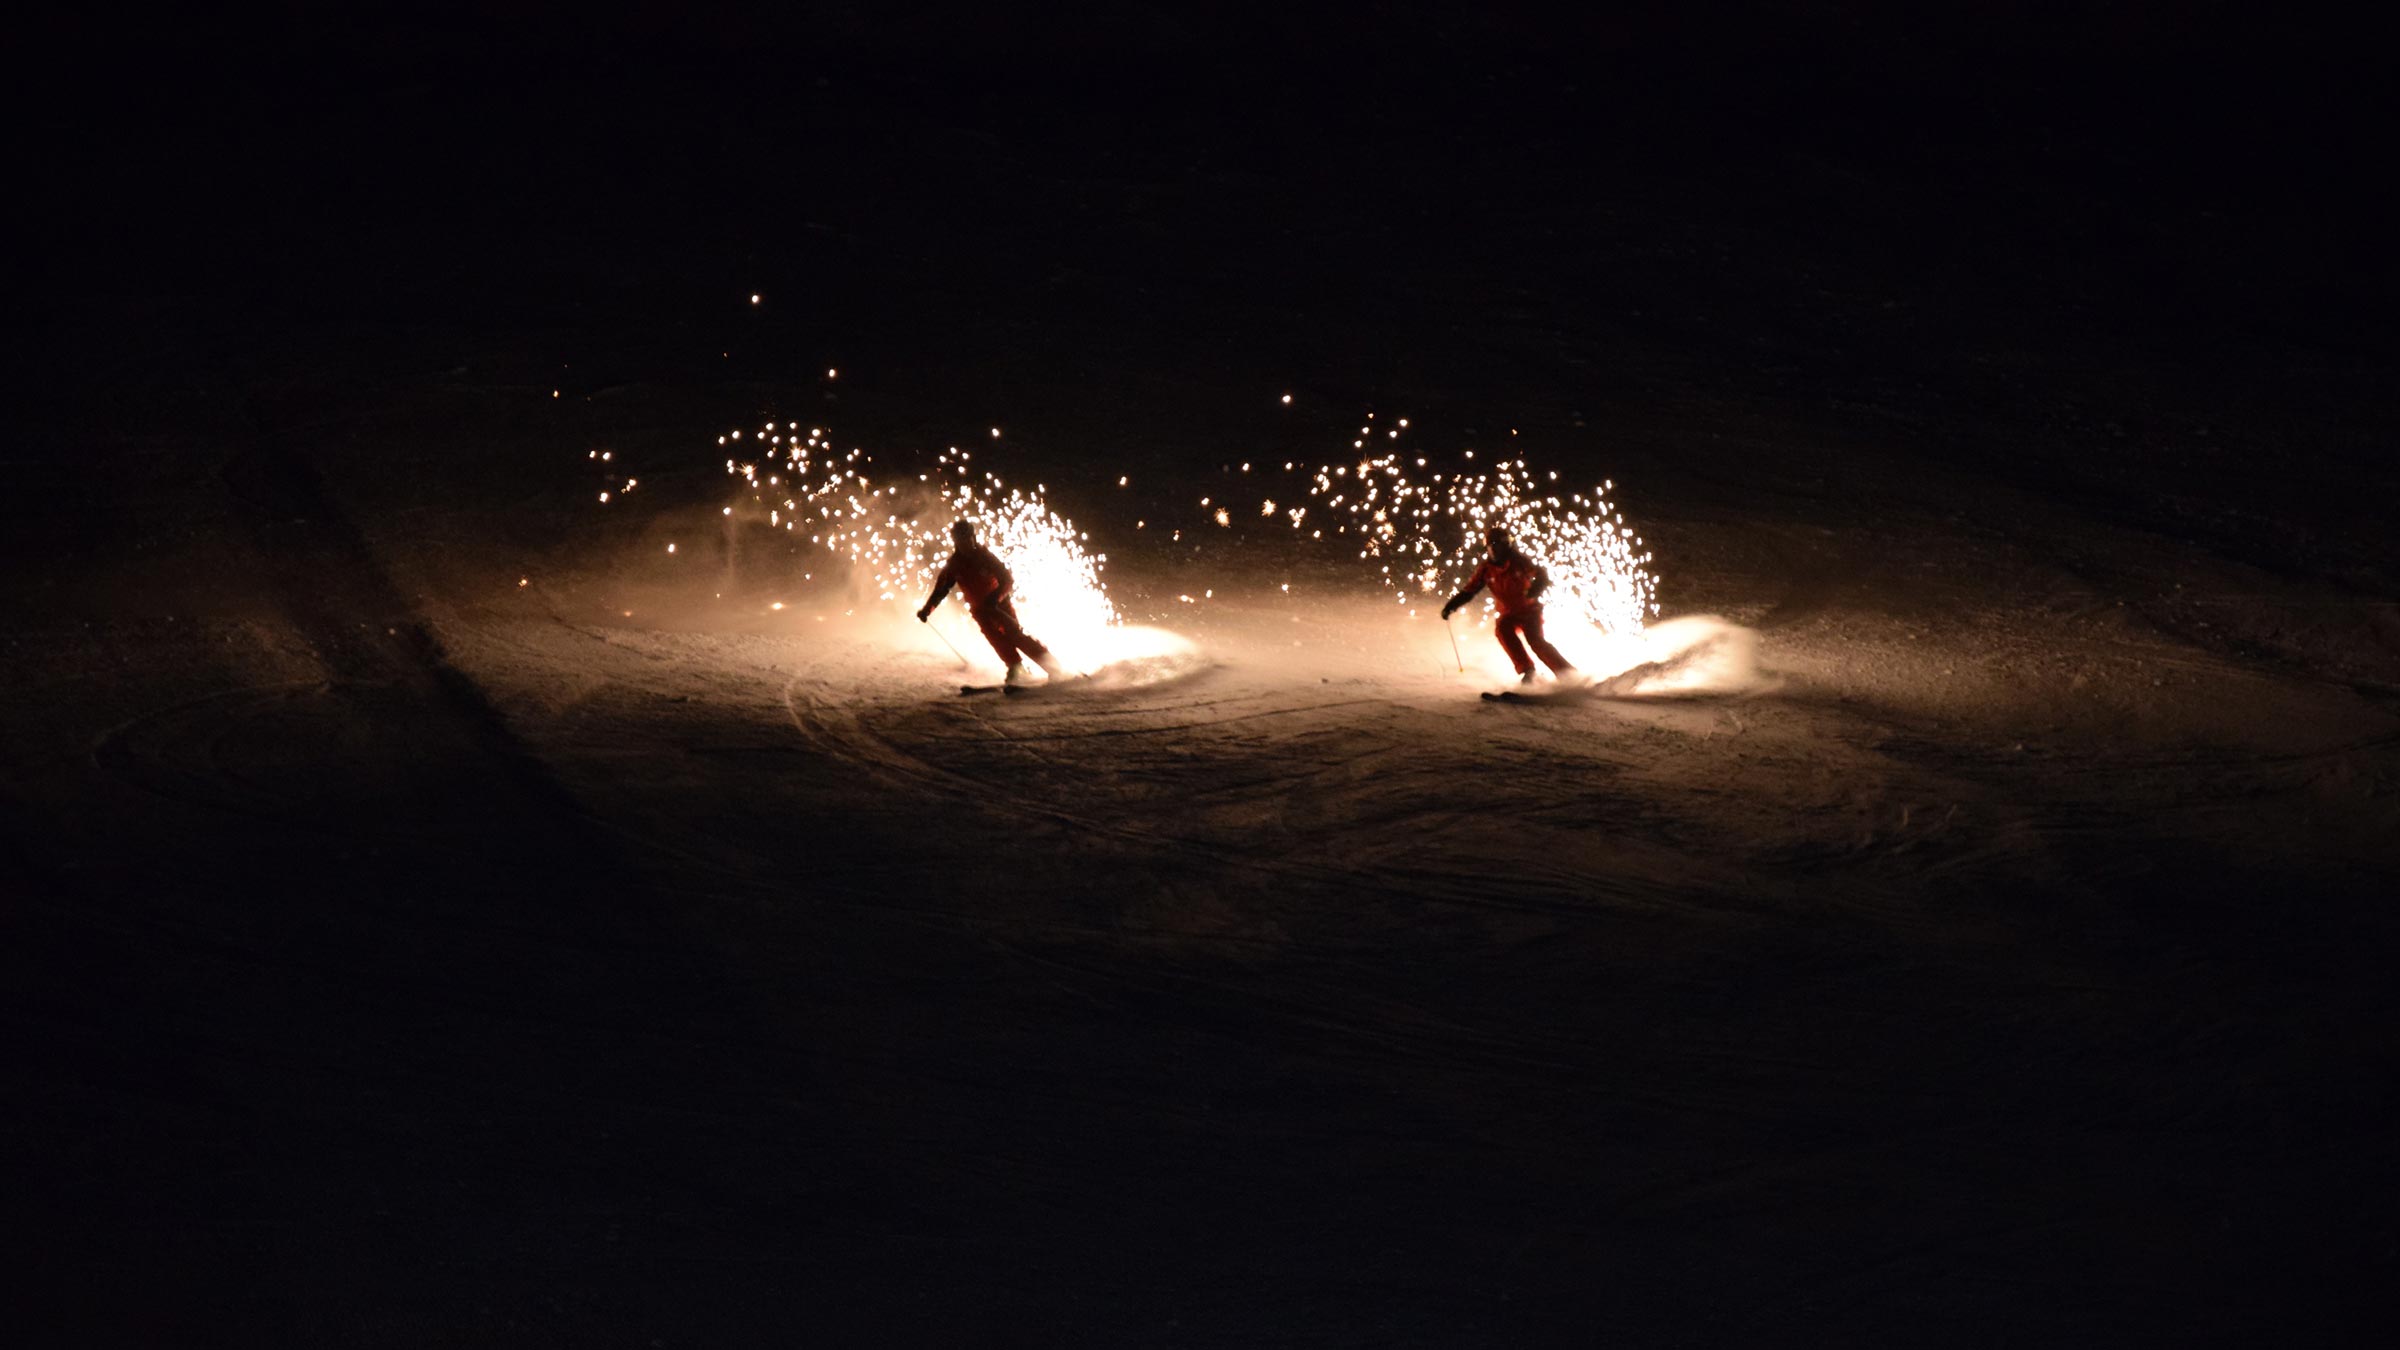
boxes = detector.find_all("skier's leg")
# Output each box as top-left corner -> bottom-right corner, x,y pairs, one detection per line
1009,621 -> 1053,664
972,605 -> 1021,671
1522,610 -> 1576,677
1494,616 -> 1533,675
1019,635 -> 1064,676
994,601 -> 1062,674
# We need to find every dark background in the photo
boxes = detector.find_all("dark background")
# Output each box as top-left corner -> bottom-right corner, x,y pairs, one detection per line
10,3 -> 2397,1344
20,2 -> 2397,571
26,3 -> 2396,357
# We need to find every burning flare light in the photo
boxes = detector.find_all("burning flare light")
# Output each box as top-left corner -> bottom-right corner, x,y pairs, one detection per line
1214,414 -> 1660,636
720,426 -> 1120,640
692,421 -> 1199,680
1189,412 -> 1667,682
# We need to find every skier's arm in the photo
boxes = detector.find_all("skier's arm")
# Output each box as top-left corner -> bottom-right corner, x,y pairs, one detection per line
1440,564 -> 1490,620
916,562 -> 956,621
1528,563 -> 1551,603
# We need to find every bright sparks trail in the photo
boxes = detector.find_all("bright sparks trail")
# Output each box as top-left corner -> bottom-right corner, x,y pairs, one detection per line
1204,412 -> 1666,680
721,425 -> 1118,640
1218,416 -> 1658,627
695,420 -> 1199,681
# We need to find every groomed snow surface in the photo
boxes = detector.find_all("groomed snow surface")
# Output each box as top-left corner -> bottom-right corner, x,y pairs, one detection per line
9,376 -> 2397,1345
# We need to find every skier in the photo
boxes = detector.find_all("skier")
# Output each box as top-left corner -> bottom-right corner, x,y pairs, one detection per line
916,519 -> 1067,684
1440,526 -> 1579,685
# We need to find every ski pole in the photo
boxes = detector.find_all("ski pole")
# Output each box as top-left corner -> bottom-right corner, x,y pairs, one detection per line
1444,612 -> 1464,672
924,616 -> 971,668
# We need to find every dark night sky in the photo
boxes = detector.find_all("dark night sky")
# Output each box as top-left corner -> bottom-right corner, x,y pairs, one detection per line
15,2 -> 2395,577
27,2 -> 2392,308
14,4 -> 2389,599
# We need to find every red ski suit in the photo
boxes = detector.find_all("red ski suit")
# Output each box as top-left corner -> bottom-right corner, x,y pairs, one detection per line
1454,554 -> 1575,677
926,544 -> 1055,670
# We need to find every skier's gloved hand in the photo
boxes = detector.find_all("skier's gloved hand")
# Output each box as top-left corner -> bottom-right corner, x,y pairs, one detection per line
1439,598 -> 1461,621
915,605 -> 932,623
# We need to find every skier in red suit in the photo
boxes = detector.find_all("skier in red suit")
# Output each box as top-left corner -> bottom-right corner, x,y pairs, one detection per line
917,519 -> 1066,683
1441,526 -> 1579,685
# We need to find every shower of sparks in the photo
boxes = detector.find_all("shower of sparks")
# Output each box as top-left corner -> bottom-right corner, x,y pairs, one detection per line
714,422 -> 1121,646
1208,416 -> 1660,638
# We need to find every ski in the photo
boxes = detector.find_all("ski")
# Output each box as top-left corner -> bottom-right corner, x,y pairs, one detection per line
1481,687 -> 1581,703
961,677 -> 1080,697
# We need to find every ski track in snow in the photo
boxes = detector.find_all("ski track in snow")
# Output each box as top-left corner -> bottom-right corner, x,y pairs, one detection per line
435,571 -> 2400,974
21,390 -> 2400,1344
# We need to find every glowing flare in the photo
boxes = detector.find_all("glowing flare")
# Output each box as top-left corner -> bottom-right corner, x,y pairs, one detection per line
689,419 -> 1130,661
1214,416 -> 1661,639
